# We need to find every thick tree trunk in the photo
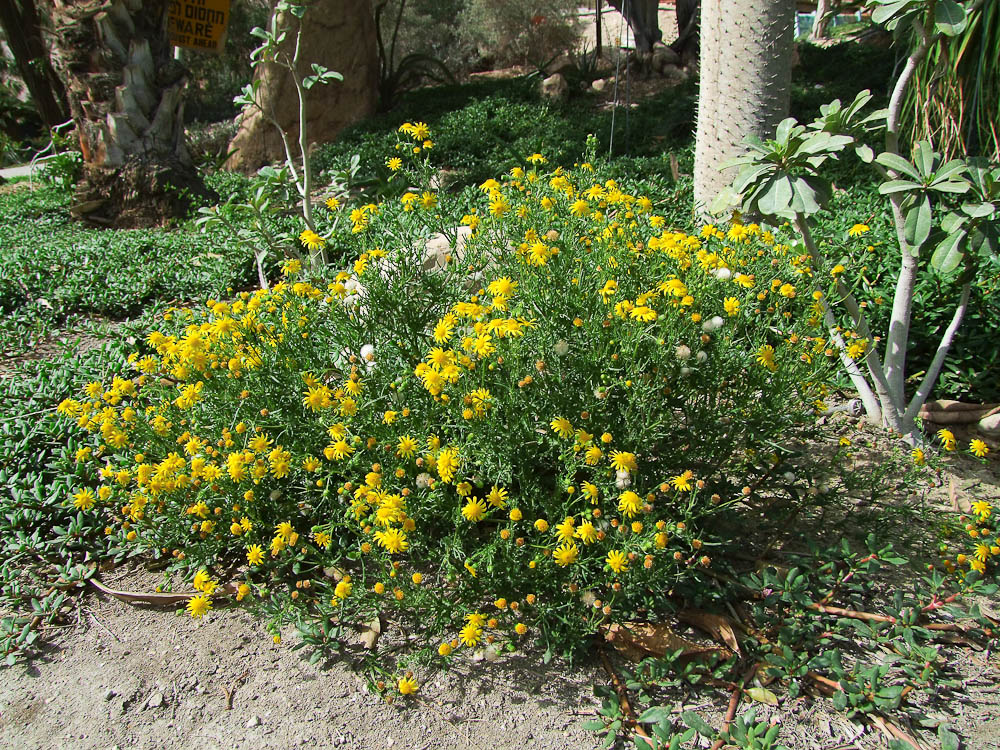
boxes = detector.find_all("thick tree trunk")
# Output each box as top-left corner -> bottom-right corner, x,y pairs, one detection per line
225,0 -> 378,173
43,0 -> 211,228
670,0 -> 700,64
606,0 -> 662,54
0,0 -> 69,130
811,0 -> 833,40
693,0 -> 794,211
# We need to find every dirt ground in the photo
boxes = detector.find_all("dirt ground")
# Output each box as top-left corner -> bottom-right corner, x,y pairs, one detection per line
1,447 -> 998,750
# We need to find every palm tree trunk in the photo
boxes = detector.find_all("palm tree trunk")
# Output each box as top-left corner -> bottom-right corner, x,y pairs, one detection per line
693,0 -> 795,212
43,0 -> 211,227
0,0 -> 69,130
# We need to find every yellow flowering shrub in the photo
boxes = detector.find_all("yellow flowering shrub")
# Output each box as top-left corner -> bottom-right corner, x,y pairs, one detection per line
61,139 -> 846,684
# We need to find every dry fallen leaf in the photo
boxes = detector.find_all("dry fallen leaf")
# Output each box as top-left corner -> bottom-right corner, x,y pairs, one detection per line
678,609 -> 741,654
359,614 -> 385,651
602,621 -> 727,663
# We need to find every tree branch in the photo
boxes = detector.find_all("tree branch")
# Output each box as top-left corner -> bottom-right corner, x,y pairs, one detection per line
904,280 -> 972,424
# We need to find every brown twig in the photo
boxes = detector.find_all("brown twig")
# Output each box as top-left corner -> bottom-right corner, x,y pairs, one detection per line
808,603 -> 896,623
709,664 -> 758,750
870,714 -> 922,750
223,669 -> 251,710
599,650 -> 651,739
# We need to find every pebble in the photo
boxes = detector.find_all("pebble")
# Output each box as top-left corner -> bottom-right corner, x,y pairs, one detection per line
103,689 -> 116,701
147,692 -> 164,709
246,715 -> 261,728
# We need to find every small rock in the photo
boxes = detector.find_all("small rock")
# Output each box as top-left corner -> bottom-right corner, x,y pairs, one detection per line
979,412 -> 1000,436
540,73 -> 568,101
147,692 -> 164,709
590,78 -> 607,92
246,715 -> 261,728
103,689 -> 116,701
386,738 -> 394,748
651,43 -> 681,72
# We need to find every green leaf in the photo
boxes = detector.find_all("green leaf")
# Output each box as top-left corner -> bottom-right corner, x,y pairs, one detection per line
962,201 -> 996,218
878,179 -> 922,195
930,230 -> 966,273
855,144 -> 874,163
775,117 -> 798,144
938,725 -> 960,750
904,196 -> 932,248
757,176 -> 793,216
875,152 -> 920,179
745,687 -> 779,706
681,711 -> 715,737
582,720 -> 607,732
871,0 -> 914,26
634,736 -> 653,750
935,0 -> 968,36
638,706 -> 673,724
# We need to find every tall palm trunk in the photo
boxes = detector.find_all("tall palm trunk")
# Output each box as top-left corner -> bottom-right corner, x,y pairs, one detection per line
44,0 -> 211,227
693,0 -> 794,211
0,0 -> 69,130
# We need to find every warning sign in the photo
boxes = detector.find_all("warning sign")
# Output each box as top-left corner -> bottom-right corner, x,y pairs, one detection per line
167,0 -> 231,53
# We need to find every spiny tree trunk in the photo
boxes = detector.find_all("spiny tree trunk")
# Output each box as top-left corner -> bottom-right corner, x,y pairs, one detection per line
44,0 -> 211,227
693,0 -> 794,211
0,0 -> 69,130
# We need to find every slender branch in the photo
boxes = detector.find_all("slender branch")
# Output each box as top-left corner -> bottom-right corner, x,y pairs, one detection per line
903,280 -> 972,423
794,215 -> 883,422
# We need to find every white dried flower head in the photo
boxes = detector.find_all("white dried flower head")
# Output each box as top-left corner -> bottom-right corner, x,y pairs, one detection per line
675,345 -> 691,360
553,340 -> 570,356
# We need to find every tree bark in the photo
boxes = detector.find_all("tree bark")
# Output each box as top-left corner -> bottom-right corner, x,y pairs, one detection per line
0,0 -> 69,130
43,0 -> 211,228
606,0 -> 662,54
811,0 -> 833,40
693,0 -> 795,211
225,0 -> 378,173
670,0 -> 700,64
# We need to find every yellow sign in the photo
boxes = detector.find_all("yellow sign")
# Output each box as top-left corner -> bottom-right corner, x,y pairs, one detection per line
167,0 -> 231,53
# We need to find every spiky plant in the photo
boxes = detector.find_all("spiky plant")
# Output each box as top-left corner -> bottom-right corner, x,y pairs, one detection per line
901,1 -> 999,161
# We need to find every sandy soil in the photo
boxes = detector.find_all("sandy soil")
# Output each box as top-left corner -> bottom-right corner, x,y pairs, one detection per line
2,447 -> 998,750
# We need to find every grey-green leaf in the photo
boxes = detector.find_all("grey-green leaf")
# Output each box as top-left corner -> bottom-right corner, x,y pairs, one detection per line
638,706 -> 673,724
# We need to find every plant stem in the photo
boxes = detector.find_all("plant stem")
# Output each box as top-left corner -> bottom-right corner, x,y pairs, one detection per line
794,214 -> 883,423
903,280 -> 972,424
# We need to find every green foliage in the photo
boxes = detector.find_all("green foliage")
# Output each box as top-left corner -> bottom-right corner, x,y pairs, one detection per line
902,0 -> 1000,162
58,140 -> 840,687
0,336 -> 139,663
313,79 -> 697,190
375,0 -> 457,112
0,185 -> 256,358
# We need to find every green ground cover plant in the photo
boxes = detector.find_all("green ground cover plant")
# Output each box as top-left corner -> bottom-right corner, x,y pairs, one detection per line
0,180 -> 257,359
